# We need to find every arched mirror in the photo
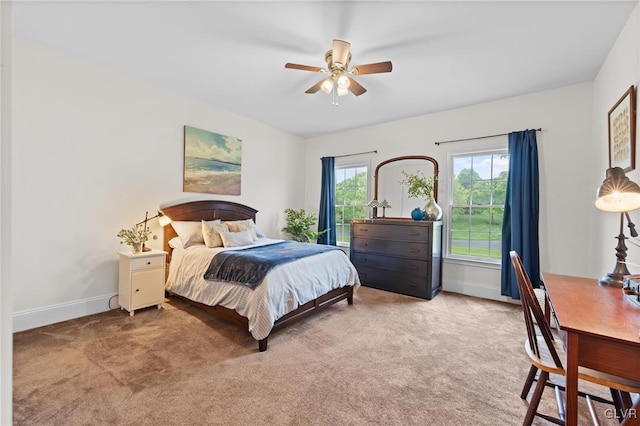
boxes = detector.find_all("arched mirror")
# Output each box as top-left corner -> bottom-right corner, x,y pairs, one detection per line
373,155 -> 439,219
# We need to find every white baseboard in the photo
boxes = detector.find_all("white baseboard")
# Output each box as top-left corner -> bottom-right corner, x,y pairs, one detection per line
13,293 -> 117,332
443,278 -> 515,304
12,279 -> 516,332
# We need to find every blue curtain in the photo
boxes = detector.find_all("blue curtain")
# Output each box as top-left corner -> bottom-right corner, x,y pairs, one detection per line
501,129 -> 541,298
317,157 -> 336,245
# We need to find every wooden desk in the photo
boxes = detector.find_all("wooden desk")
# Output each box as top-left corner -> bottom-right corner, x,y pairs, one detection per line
543,273 -> 640,426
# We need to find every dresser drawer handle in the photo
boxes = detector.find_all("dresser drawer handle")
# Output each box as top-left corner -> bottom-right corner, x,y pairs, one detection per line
408,282 -> 418,287
360,228 -> 368,232
409,266 -> 419,271
410,248 -> 420,253
411,232 -> 420,236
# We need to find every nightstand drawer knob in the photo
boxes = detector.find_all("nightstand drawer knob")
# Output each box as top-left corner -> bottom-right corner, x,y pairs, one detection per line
146,261 -> 151,265
135,289 -> 140,292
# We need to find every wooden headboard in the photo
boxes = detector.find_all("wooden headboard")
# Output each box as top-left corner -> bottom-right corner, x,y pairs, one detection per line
160,200 -> 258,262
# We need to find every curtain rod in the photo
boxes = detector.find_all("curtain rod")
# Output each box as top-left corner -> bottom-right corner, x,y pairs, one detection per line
434,128 -> 542,146
323,150 -> 378,159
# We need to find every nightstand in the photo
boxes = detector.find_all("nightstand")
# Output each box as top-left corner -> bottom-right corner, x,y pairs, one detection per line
118,249 -> 167,316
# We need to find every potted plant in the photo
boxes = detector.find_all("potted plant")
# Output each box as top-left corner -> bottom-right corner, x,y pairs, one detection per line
117,224 -> 152,253
281,208 -> 327,243
400,170 -> 442,220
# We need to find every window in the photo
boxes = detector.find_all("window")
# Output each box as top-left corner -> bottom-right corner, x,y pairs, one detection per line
449,150 -> 508,261
335,165 -> 368,245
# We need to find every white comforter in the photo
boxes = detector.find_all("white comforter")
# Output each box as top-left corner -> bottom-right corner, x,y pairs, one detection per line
165,238 -> 360,340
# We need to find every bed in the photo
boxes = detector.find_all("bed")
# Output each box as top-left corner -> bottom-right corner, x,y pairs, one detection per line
161,200 -> 360,352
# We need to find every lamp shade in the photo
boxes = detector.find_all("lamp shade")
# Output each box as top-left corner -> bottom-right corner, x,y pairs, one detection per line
595,167 -> 640,212
158,212 -> 172,227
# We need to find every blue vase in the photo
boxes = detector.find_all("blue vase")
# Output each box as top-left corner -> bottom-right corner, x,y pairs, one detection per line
411,207 -> 425,221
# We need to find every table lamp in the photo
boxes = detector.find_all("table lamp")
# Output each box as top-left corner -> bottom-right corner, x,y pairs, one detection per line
380,200 -> 391,218
136,210 -> 172,252
595,167 -> 640,287
366,199 -> 380,218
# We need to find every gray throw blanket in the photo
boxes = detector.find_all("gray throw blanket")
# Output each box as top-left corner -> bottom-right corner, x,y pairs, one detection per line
203,241 -> 343,289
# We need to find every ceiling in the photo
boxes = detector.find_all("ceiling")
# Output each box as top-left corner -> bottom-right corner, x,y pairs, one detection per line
12,1 -> 639,138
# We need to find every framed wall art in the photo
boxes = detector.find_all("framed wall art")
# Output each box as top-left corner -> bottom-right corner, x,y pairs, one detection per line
608,85 -> 636,172
183,125 -> 242,195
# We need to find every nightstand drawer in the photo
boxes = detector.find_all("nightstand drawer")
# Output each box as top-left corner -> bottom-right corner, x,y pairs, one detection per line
131,255 -> 164,270
131,268 -> 165,308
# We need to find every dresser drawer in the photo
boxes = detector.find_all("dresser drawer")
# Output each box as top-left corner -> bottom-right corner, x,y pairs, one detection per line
356,265 -> 430,299
352,223 -> 431,243
352,238 -> 430,260
131,255 -> 164,270
351,252 -> 430,276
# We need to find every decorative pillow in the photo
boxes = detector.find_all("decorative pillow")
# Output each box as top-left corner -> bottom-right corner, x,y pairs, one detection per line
219,230 -> 255,248
202,221 -> 229,248
225,219 -> 264,240
171,219 -> 220,248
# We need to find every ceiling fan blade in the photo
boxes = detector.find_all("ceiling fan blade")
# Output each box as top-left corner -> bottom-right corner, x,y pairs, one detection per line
305,79 -> 326,94
351,61 -> 393,75
332,39 -> 351,67
285,63 -> 325,72
348,77 -> 367,96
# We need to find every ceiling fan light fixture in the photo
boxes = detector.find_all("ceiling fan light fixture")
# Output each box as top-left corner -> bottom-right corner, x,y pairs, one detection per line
337,74 -> 350,89
337,86 -> 349,97
320,78 -> 334,94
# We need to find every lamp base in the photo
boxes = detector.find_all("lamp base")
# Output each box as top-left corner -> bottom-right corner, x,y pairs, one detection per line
599,273 -> 625,288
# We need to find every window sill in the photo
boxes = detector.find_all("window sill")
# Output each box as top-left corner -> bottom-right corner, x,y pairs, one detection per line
444,256 -> 501,270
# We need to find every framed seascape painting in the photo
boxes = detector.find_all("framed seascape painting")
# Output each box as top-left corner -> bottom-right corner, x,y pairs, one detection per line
608,85 -> 636,172
183,125 -> 242,195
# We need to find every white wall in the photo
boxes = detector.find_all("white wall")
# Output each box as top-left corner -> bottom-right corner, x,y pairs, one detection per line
11,37 -> 306,331
592,5 -> 640,277
0,1 -> 12,423
304,83 -> 595,301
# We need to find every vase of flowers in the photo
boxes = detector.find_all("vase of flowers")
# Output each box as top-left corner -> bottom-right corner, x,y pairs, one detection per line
117,225 -> 152,254
400,170 -> 442,221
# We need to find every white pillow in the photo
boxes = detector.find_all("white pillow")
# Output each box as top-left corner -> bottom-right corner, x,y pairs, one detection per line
219,230 -> 255,248
225,219 -> 263,240
171,219 -> 220,248
202,221 -> 229,248
168,237 -> 184,250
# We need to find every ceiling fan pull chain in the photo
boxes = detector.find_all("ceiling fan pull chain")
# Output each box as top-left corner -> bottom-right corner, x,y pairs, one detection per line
332,82 -> 339,106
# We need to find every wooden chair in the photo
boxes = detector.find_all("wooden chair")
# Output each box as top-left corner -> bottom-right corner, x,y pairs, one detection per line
510,251 -> 640,425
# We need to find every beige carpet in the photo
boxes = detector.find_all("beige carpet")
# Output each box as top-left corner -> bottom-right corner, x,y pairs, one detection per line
13,287 -> 620,425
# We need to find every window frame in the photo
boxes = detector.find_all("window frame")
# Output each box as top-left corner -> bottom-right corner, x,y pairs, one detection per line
334,158 -> 372,248
446,147 -> 509,265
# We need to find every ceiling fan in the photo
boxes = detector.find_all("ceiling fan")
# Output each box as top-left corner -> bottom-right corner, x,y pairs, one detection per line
285,39 -> 392,103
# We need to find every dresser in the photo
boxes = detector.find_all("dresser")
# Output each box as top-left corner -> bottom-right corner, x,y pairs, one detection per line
350,219 -> 442,299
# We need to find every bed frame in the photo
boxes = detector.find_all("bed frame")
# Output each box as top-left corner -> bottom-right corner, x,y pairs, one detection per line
161,200 -> 354,352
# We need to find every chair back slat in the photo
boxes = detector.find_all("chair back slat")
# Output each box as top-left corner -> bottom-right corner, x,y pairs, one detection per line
510,251 -> 564,369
